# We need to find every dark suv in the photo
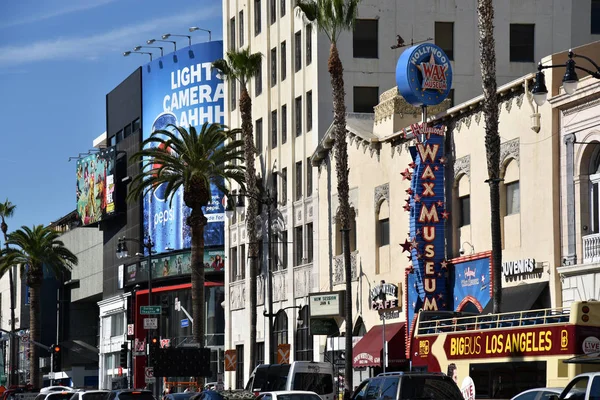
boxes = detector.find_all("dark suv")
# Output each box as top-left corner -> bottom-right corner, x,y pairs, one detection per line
106,390 -> 155,400
352,372 -> 463,400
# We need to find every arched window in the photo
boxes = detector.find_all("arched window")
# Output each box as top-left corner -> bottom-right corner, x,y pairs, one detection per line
502,160 -> 520,216
294,306 -> 313,361
452,174 -> 470,256
588,149 -> 600,233
376,200 -> 390,274
353,316 -> 366,337
272,310 -> 288,362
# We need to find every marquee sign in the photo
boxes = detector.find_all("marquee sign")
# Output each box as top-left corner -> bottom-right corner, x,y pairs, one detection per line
396,43 -> 453,107
403,126 -> 449,335
370,281 -> 400,310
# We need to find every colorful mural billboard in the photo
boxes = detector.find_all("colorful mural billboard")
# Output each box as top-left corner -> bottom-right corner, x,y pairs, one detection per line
142,41 -> 225,254
451,254 -> 492,312
76,147 -> 116,226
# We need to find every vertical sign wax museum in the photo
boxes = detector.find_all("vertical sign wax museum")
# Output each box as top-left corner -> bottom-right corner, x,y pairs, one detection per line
142,41 -> 226,255
396,43 -> 453,348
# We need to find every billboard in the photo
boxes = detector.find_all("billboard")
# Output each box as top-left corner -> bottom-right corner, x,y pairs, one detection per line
142,41 -> 225,253
76,147 -> 117,226
451,255 -> 491,312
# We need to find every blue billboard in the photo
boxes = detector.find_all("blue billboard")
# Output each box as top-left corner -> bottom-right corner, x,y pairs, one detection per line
142,41 -> 225,253
452,255 -> 491,312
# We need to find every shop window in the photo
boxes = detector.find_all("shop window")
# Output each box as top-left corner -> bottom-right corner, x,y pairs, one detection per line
510,24 -> 535,62
353,19 -> 378,58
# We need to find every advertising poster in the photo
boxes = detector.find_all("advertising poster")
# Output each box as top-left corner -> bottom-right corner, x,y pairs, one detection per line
452,256 -> 491,312
124,248 -> 225,286
76,147 -> 117,226
142,41 -> 225,254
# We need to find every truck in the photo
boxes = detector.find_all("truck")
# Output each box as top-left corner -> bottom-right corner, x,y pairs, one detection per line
550,372 -> 600,400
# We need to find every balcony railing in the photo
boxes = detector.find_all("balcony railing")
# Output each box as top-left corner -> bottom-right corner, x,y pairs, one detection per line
583,233 -> 600,263
333,251 -> 358,285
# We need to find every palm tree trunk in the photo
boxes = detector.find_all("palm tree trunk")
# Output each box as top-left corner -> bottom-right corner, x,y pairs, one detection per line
1,224 -> 16,387
477,0 -> 502,313
189,208 -> 207,385
328,43 -> 353,394
240,87 -> 259,369
29,282 -> 41,389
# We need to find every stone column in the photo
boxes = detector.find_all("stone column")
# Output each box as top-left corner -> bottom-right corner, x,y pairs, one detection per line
564,133 -> 577,265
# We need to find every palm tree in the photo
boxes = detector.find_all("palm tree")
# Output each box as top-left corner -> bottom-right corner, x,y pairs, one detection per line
0,199 -> 17,386
477,0 -> 502,313
212,48 -> 262,369
2,225 -> 78,389
296,0 -> 359,392
128,123 -> 246,371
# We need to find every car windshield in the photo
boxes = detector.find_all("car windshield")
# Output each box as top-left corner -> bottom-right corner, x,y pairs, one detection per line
277,394 -> 321,400
82,394 -> 108,400
399,376 -> 464,400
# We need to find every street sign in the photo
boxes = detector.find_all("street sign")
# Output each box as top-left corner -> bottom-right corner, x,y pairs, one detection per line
181,318 -> 189,328
145,367 -> 155,383
144,318 -> 158,330
140,306 -> 161,315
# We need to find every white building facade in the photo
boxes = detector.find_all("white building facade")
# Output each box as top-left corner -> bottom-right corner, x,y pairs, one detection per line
98,294 -> 130,390
222,0 -> 600,388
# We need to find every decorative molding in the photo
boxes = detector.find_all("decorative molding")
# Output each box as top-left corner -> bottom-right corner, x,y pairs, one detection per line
500,138 -> 520,167
516,93 -> 525,108
464,114 -> 472,128
273,270 -> 288,302
374,86 -> 449,124
294,264 -> 313,298
232,232 -> 237,245
332,251 -> 359,285
475,111 -> 483,125
229,281 -> 246,310
257,277 -> 265,306
374,183 -> 390,213
308,206 -> 313,218
454,155 -> 471,180
297,209 -> 302,222
563,98 -> 600,116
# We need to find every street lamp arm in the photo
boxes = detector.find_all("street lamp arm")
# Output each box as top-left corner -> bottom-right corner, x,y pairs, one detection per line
573,52 -> 600,73
574,65 -> 600,79
263,305 -> 301,317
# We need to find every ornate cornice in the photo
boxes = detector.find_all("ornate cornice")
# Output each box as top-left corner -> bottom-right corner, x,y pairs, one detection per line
374,87 -> 449,125
563,98 -> 600,116
500,138 -> 520,167
374,183 -> 390,213
454,155 -> 471,180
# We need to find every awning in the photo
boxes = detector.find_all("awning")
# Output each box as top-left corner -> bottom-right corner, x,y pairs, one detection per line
482,282 -> 549,313
352,322 -> 407,368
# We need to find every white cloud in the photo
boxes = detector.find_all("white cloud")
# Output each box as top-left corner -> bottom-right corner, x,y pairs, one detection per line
0,0 -> 119,29
0,6 -> 221,67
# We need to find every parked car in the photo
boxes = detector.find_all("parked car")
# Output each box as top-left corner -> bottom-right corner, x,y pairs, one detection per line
550,372 -> 600,400
164,393 -> 197,400
34,392 -> 77,400
352,372 -> 464,400
69,390 -> 109,400
511,388 -> 580,400
256,391 -> 321,400
106,390 -> 155,400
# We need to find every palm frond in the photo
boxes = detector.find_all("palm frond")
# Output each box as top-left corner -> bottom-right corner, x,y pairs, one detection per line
295,0 -> 361,43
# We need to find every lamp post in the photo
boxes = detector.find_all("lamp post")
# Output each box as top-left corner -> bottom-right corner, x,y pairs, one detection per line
134,45 -> 164,57
225,188 -> 278,362
123,51 -> 152,61
147,39 -> 177,52
531,49 -> 600,106
189,27 -> 212,42
162,33 -> 192,47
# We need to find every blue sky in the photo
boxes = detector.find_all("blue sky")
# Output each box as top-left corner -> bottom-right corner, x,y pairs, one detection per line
0,0 -> 222,232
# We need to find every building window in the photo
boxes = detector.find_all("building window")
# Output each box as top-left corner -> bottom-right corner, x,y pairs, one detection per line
255,342 -> 264,367
255,118 -> 263,154
255,59 -> 263,96
239,11 -> 244,46
294,226 -> 303,266
593,0 -> 600,34
132,118 -> 140,133
459,195 -> 471,226
280,0 -> 286,17
230,17 -> 236,50
306,24 -> 312,65
124,123 -> 132,138
295,31 -> 302,72
281,104 -> 287,144
230,247 -> 238,281
271,110 -> 278,148
434,22 -> 454,60
306,223 -> 313,263
306,90 -> 312,131
306,158 -> 312,197
378,218 -> 390,247
353,19 -> 378,58
353,86 -> 379,113
235,344 -> 244,389
116,129 -> 123,143
510,24 -> 535,62
506,181 -> 520,215
230,80 -> 237,110
270,0 -> 276,24
240,244 -> 246,279
294,306 -> 313,361
110,314 -> 124,337
272,311 -> 288,363
271,47 -> 277,87
107,135 -> 115,147
295,96 -> 302,136
254,0 -> 262,36
281,230 -> 288,269
281,41 -> 287,81
281,167 -> 288,204
295,160 -> 302,200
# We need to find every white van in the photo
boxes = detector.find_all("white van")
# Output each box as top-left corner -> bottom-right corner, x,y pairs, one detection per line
246,361 -> 334,400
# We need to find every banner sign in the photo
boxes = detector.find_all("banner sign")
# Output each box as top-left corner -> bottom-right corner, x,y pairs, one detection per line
124,247 -> 225,286
452,255 -> 491,312
142,41 -> 225,254
76,147 -> 117,226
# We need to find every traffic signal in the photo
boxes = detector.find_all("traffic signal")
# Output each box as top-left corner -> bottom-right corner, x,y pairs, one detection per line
161,296 -> 169,317
149,336 -> 159,366
51,344 -> 62,372
119,342 -> 128,368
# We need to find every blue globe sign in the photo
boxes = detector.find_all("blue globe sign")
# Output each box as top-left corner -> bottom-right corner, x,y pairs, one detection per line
396,43 -> 453,107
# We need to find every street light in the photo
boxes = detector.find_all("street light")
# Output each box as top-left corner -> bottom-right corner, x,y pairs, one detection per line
162,33 -> 192,47
226,188 -> 278,362
531,49 -> 600,106
147,38 -> 177,51
189,26 -> 212,42
134,45 -> 164,57
123,51 -> 152,61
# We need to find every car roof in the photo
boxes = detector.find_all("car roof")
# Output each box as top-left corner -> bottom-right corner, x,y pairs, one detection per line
259,392 -> 319,395
511,388 -> 562,399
